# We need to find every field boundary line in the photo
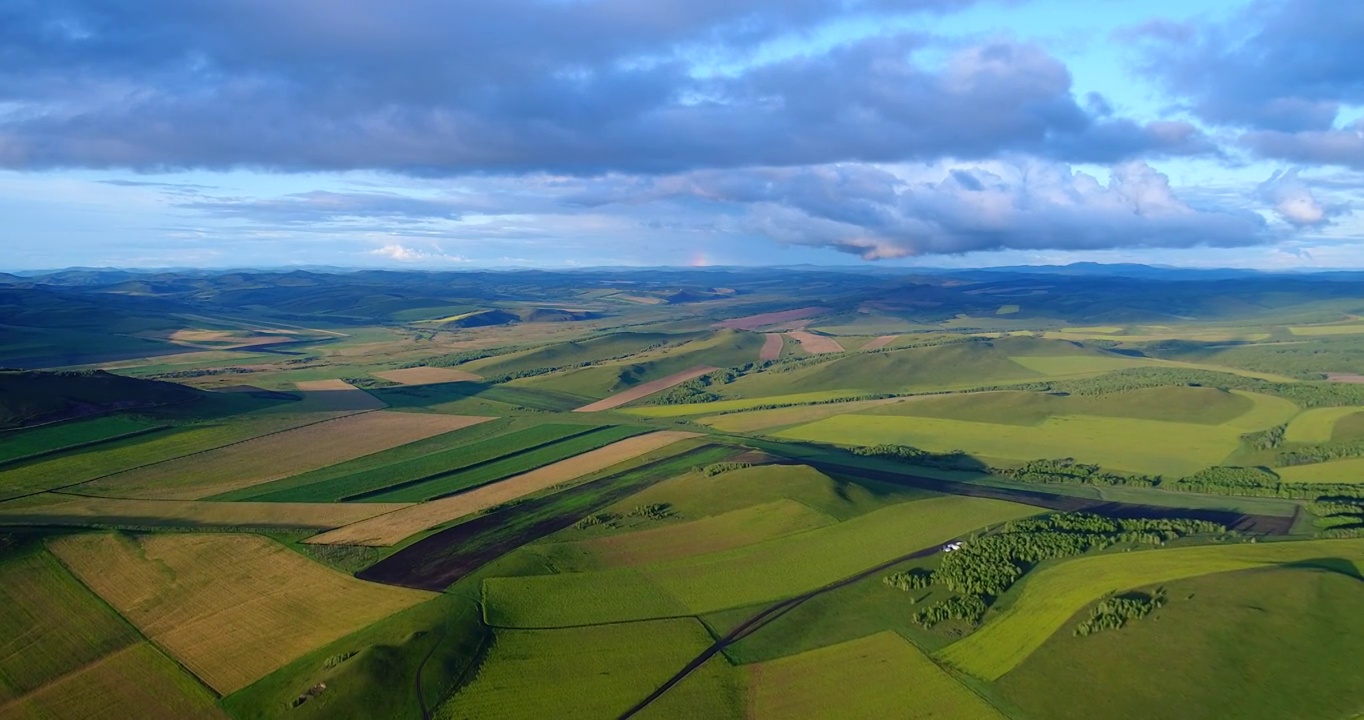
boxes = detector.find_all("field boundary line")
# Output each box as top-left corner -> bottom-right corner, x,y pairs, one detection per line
0,425 -> 174,470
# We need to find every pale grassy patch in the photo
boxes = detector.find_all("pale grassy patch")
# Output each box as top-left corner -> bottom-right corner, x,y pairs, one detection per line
1284,406 -> 1364,443
1277,458 -> 1364,484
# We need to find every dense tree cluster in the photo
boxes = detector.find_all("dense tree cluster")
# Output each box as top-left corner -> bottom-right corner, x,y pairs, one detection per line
851,444 -> 975,470
998,458 -> 1158,487
883,569 -> 933,592
1074,590 -> 1166,636
1242,424 -> 1286,451
1142,335 -> 1364,380
1277,440 -> 1364,466
1310,498 -> 1364,537
1170,466 -> 1282,494
982,366 -> 1364,408
913,594 -> 987,629
699,462 -> 752,477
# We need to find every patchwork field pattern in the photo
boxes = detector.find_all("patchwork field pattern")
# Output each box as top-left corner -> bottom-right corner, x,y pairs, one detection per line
484,495 -> 1036,627
758,333 -> 784,361
0,416 -> 164,465
49,533 -> 433,693
373,366 -> 483,385
749,631 -> 1005,720
306,431 -> 701,546
717,307 -> 827,330
293,379 -> 388,411
859,335 -> 900,351
1284,406 -> 1363,444
621,391 -> 861,419
76,411 -> 490,500
937,537 -> 1364,681
573,366 -> 718,412
1276,458 -> 1364,484
786,331 -> 844,354
0,494 -> 410,529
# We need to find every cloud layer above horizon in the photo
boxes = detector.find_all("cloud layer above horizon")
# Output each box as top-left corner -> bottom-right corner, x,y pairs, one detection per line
1,0 -> 1361,268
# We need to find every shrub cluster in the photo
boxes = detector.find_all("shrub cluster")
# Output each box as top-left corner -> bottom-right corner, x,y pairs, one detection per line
1074,589 -> 1166,636
699,462 -> 752,477
998,458 -> 1158,487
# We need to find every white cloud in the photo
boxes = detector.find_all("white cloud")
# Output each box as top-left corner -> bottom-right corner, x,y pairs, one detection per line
1256,168 -> 1328,227
370,243 -> 467,263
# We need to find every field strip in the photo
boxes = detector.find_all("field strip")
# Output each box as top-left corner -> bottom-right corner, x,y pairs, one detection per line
372,366 -> 483,385
306,431 -> 700,547
936,537 -> 1364,681
294,379 -> 387,410
573,366 -> 718,412
748,631 -> 1005,720
619,390 -> 860,418
176,312 -> 349,337
785,331 -> 844,354
717,306 -> 828,331
859,335 -> 900,351
0,424 -> 172,469
758,334 -> 784,361
76,412 -> 493,500
49,533 -> 433,695
1285,406 -> 1362,443
0,494 -> 411,529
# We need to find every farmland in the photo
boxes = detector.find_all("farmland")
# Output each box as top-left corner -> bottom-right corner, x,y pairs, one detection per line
7,266 -> 1364,718
48,532 -> 433,693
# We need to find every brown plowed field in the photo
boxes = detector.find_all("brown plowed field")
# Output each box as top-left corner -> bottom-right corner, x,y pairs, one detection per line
373,367 -> 483,385
716,306 -> 827,331
860,335 -> 900,351
306,431 -> 700,547
574,366 -> 718,412
1326,373 -> 1364,384
786,331 -> 844,354
76,412 -> 493,500
758,334 -> 784,361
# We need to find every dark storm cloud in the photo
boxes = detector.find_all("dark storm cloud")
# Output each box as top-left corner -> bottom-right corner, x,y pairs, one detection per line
1129,0 -> 1364,166
0,1 -> 1210,174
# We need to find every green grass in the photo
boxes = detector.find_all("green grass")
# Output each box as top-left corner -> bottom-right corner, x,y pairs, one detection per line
441,618 -> 717,719
236,423 -> 593,503
1331,410 -> 1364,442
747,631 -> 1006,720
0,415 -> 164,465
463,331 -> 703,376
1284,406 -> 1364,443
776,412 -> 1266,476
0,547 -> 140,704
633,655 -> 745,720
357,425 -> 648,503
1288,324 -> 1364,336
936,537 -> 1364,681
861,387 -> 1257,426
996,566 -> 1364,720
619,391 -> 857,418
483,495 -> 1037,627
1276,458 -> 1364,484
1007,355 -> 1153,376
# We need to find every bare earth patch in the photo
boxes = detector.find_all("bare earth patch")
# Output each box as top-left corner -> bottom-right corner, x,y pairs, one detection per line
76,412 -> 494,500
786,331 -> 845,354
48,533 -> 432,695
372,366 -> 483,385
305,431 -> 700,546
860,335 -> 900,351
574,366 -> 718,412
1325,373 -> 1364,384
717,306 -> 828,331
759,334 -> 784,361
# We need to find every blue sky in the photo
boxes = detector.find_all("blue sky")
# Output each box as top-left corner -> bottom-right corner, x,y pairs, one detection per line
1,0 -> 1360,270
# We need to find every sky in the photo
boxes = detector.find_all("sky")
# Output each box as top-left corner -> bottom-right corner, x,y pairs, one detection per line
1,0 -> 1362,270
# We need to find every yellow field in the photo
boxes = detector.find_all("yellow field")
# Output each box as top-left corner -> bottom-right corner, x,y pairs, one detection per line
937,538 -> 1364,681
1277,458 -> 1364,484
306,431 -> 700,546
786,331 -> 845,354
78,411 -> 491,500
750,632 -> 1004,720
0,494 -> 411,529
1288,324 -> 1364,336
49,533 -> 433,694
0,643 -> 226,720
373,366 -> 483,385
1284,406 -> 1364,443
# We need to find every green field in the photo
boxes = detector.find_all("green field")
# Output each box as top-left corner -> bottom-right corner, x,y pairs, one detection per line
1276,458 -> 1364,484
620,390 -> 858,417
484,495 -> 1036,627
1284,405 -> 1364,443
860,386 -> 1259,426
232,423 -> 591,502
462,331 -> 702,376
358,424 -> 647,502
748,631 -> 1005,719
441,619 -> 720,719
997,566 -> 1364,720
0,415 -> 165,465
937,537 -> 1364,681
1007,354 -> 1150,375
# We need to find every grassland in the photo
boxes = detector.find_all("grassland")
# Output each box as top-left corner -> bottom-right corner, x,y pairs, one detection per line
621,390 -> 860,418
1288,323 -> 1364,335
2,642 -> 227,720
359,425 -> 646,502
748,631 -> 1004,720
77,411 -> 489,500
372,366 -> 482,384
996,566 -> 1364,720
574,365 -> 718,411
0,415 -> 164,465
1007,354 -> 1150,375
483,495 -> 1036,627
307,431 -> 701,546
0,494 -> 410,529
1276,458 -> 1364,483
699,397 -> 904,432
1284,406 -> 1364,443
49,532 -> 433,693
937,537 -> 1364,681
442,619 -> 718,720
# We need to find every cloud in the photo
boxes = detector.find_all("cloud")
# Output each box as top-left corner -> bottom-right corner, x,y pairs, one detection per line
370,243 -> 466,263
577,160 -> 1272,258
177,190 -> 468,224
1256,169 -> 1330,227
0,2 -> 1213,174
1242,120 -> 1364,170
